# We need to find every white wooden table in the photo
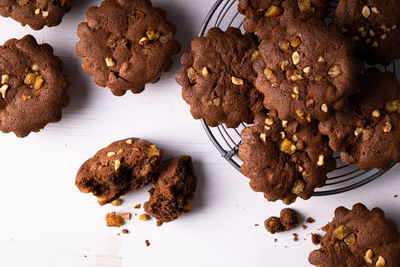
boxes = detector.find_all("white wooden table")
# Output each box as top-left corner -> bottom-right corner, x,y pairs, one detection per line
0,1 -> 399,266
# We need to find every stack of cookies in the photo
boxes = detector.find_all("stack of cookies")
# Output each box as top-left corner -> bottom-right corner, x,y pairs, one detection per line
176,0 -> 400,204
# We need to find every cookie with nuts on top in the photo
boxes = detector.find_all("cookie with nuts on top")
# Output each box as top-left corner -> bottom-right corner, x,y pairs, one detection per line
254,19 -> 361,125
75,0 -> 181,96
0,0 -> 71,30
176,27 -> 263,128
238,0 -> 330,40
75,138 -> 163,205
144,155 -> 197,226
319,68 -> 400,170
309,203 -> 400,267
0,35 -> 69,138
334,0 -> 400,65
238,110 -> 335,204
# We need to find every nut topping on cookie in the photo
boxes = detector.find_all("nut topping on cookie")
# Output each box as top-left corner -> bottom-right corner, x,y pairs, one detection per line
0,84 -> 9,99
364,249 -> 374,264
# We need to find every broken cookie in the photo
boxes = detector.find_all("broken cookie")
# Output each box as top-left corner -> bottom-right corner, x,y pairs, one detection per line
265,208 -> 299,234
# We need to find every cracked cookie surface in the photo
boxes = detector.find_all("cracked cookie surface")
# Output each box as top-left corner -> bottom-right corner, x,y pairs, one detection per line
238,110 -> 335,204
76,0 -> 181,96
238,0 -> 329,40
319,68 -> 400,170
0,0 -> 71,30
0,35 -> 69,137
144,155 -> 197,226
334,0 -> 400,65
309,203 -> 400,267
75,138 -> 163,205
176,27 -> 263,128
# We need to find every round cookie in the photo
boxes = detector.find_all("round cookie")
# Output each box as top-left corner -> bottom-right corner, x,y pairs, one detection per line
75,0 -> 181,96
309,203 -> 400,267
0,35 -> 69,138
238,0 -> 330,40
176,27 -> 263,128
334,0 -> 400,65
0,0 -> 71,30
75,138 -> 163,205
254,19 -> 361,124
319,68 -> 400,170
238,110 -> 335,204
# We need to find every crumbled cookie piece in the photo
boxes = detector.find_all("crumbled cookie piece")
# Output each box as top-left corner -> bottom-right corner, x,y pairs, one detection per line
144,156 -> 197,226
133,204 -> 141,209
293,233 -> 298,241
75,138 -> 162,205
0,35 -> 70,137
176,27 -> 263,128
105,212 -> 124,227
254,19 -> 361,124
264,208 -> 300,234
122,229 -> 129,234
311,233 -> 321,245
306,217 -> 315,223
309,203 -> 400,266
239,111 -> 335,203
138,213 -> 150,221
76,0 -> 181,96
145,240 -> 150,247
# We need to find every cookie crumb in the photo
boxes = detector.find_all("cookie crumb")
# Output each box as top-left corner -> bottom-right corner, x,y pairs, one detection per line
274,238 -> 278,243
293,233 -> 298,241
311,233 -> 321,245
133,204 -> 141,209
84,255 -> 87,258
265,208 -> 299,234
145,240 -> 150,247
394,195 -> 398,198
139,213 -> 151,221
111,199 -> 122,206
306,217 -> 315,223
302,225 -> 307,229
122,229 -> 129,234
254,224 -> 259,226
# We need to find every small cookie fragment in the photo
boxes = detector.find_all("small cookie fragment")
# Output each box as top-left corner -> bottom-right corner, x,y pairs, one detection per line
144,156 -> 197,226
311,233 -> 321,245
105,212 -> 124,227
176,27 -> 263,128
0,0 -> 71,30
238,111 -> 335,204
0,35 -> 70,137
76,0 -> 181,96
265,208 -> 300,234
309,203 -> 400,267
75,138 -> 162,205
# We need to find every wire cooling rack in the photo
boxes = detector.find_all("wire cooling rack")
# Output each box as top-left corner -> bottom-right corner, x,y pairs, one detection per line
199,0 -> 398,196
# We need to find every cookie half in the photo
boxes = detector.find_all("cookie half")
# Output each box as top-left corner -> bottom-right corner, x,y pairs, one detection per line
0,0 -> 71,30
0,35 -> 69,137
176,27 -> 263,128
238,110 -> 335,204
76,0 -> 181,96
309,203 -> 400,267
254,19 -> 361,124
319,68 -> 400,170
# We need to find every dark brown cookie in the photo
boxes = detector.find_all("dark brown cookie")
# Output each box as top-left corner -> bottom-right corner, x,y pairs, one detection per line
176,27 -> 263,128
75,138 -> 163,205
254,19 -> 361,124
144,155 -> 197,226
238,110 -> 335,204
0,0 -> 71,30
238,0 -> 330,40
319,68 -> 400,170
265,208 -> 299,234
0,35 -> 69,137
309,203 -> 400,267
76,0 -> 181,96
334,0 -> 400,65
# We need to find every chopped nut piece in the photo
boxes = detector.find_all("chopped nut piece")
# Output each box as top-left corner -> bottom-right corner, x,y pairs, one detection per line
34,76 -> 44,90
148,145 -> 160,156
369,30 -> 376,37
105,57 -> 115,67
376,256 -> 386,266
187,67 -> 197,85
292,51 -> 300,65
328,65 -> 342,78
392,25 -> 398,30
385,100 -> 400,112
296,140 -> 304,150
251,50 -> 261,61
139,213 -> 150,221
296,109 -> 304,119
1,74 -> 9,84
17,0 -> 30,6
315,75 -> 323,82
114,159 -> 121,171
361,31 -> 367,38
265,118 -> 274,126
303,66 -> 310,74
231,76 -> 244,86
291,179 -> 305,194
146,30 -> 156,40
121,213 -> 131,220
321,103 -> 328,113
126,139 -> 133,144
23,94 -> 32,100
42,11 -> 49,18
283,193 -> 297,205
265,126 -> 271,131
265,5 -> 283,17
306,99 -> 315,109
362,128 -> 374,141
293,86 -> 300,94
358,26 -> 365,32
334,225 -> 349,240
372,110 -> 381,117
292,93 -> 299,100
281,60 -> 289,70
282,120 -> 288,128
213,97 -> 221,106
35,8 -> 41,15
111,199 -> 122,206
280,138 -> 294,154
0,84 -> 9,99
259,133 -> 267,143
372,41 -> 379,47
31,64 -> 39,71
289,70 -> 304,81
139,37 -> 149,45
292,134 -> 298,143
290,37 -> 302,48
264,68 -> 273,80
297,166 -> 304,172
201,67 -> 209,77
381,34 -> 388,40
159,34 -> 170,44
105,212 -> 124,227
317,154 -> 324,166
133,204 -> 141,209
354,127 -> 363,137
271,83 -> 279,88
344,233 -> 356,246
371,7 -> 380,14
297,0 -> 311,12
383,122 -> 392,133
118,149 -> 124,154
279,40 -> 290,51
280,131 -> 286,139
362,5 -> 371,18
317,56 -> 325,62
364,249 -> 373,264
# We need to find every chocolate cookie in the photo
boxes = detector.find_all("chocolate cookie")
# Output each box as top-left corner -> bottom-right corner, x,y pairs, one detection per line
254,19 -> 361,124
265,208 -> 299,234
238,0 -> 330,40
176,27 -> 263,128
334,0 -> 400,65
0,35 -> 69,137
75,138 -> 162,205
309,203 -> 400,267
319,68 -> 400,170
238,110 -> 335,204
144,155 -> 197,226
75,0 -> 181,96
